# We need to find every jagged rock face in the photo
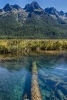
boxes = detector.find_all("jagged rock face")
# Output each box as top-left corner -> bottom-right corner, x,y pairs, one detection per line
31,1 -> 41,9
45,7 -> 59,15
59,11 -> 65,16
24,4 -> 34,12
0,1 -> 67,39
3,3 -> 12,12
45,7 -> 66,17
45,7 -> 67,23
65,12 -> 67,17
12,4 -> 21,10
2,2 -> 67,24
0,9 -> 3,12
0,4 -> 28,24
3,4 -> 22,12
24,1 -> 42,12
24,1 -> 44,16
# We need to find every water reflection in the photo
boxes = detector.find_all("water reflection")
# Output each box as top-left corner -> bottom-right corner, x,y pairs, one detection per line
0,53 -> 67,100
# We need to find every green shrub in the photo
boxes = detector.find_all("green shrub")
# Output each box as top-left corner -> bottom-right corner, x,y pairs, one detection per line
52,41 -> 61,50
62,42 -> 67,49
0,45 -> 8,54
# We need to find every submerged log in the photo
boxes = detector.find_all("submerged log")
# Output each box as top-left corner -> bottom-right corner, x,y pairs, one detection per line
55,89 -> 67,100
31,62 -> 42,100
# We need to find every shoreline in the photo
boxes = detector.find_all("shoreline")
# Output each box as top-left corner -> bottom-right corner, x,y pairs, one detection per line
0,50 -> 67,61
0,39 -> 67,61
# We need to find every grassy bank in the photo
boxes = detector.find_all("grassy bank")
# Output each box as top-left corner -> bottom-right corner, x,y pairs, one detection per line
0,39 -> 67,54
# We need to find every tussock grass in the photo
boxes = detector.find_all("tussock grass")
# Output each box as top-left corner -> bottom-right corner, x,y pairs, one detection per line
0,39 -> 67,54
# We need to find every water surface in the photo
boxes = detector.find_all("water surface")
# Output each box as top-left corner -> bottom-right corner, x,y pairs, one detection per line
0,54 -> 67,100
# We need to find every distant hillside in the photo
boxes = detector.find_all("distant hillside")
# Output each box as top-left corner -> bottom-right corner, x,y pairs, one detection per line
0,1 -> 67,39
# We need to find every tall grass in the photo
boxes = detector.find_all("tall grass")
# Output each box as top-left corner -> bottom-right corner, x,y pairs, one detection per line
0,39 -> 67,54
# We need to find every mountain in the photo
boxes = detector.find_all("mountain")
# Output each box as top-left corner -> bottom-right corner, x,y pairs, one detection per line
0,3 -> 28,24
24,1 -> 44,15
3,3 -> 12,12
0,2 -> 67,39
3,3 -> 22,11
12,4 -> 21,10
24,1 -> 42,12
45,7 -> 67,24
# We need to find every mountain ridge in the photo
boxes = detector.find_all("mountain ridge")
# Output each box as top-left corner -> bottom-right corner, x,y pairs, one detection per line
45,7 -> 67,24
0,1 -> 67,39
0,2 -> 67,24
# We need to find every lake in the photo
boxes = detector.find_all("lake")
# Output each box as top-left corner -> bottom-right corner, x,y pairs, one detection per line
0,53 -> 67,100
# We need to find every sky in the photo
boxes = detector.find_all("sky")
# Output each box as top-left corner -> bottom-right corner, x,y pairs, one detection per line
0,0 -> 67,12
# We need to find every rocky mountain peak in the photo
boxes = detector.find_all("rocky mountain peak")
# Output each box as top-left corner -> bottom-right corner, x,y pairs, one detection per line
65,12 -> 67,17
59,11 -> 65,16
31,1 -> 41,9
12,4 -> 21,10
24,1 -> 42,12
45,7 -> 58,15
3,4 -> 22,12
3,3 -> 12,12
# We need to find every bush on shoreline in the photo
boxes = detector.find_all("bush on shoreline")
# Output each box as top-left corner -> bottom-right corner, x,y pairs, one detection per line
0,39 -> 67,54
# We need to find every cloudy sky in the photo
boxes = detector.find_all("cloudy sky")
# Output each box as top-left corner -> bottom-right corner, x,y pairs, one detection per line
0,0 -> 67,12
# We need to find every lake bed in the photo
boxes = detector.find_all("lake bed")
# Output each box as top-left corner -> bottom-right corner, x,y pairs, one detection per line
0,54 -> 67,100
